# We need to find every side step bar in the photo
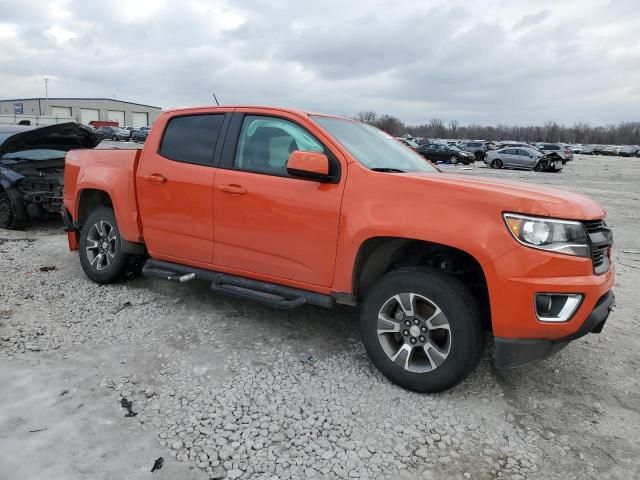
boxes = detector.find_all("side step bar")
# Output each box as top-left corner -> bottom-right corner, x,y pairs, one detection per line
142,259 -> 334,310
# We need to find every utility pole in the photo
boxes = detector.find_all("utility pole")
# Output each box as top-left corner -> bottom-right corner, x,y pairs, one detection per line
44,78 -> 49,114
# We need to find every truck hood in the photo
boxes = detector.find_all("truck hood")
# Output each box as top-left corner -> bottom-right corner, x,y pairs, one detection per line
417,172 -> 606,219
0,122 -> 101,157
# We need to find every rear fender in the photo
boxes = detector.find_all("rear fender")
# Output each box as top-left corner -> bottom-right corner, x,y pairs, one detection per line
68,149 -> 143,242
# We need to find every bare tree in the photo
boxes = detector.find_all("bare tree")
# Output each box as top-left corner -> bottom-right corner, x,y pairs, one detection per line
351,110 -> 640,145
375,115 -> 404,136
355,111 -> 378,125
448,120 -> 459,138
428,118 -> 445,138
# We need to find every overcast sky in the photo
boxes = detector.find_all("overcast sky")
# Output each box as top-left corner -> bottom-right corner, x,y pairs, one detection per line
0,0 -> 639,125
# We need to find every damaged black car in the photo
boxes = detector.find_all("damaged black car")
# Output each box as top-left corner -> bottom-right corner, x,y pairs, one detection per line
0,123 -> 101,229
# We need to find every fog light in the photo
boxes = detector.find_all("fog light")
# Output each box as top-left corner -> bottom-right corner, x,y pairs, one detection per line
534,293 -> 583,322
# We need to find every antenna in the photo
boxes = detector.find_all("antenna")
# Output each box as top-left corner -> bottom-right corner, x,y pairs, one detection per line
212,91 -> 220,106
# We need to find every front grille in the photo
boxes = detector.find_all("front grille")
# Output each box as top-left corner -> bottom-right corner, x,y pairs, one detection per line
582,220 -> 612,275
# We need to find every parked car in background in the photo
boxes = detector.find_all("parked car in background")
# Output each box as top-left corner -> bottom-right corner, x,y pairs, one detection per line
96,126 -> 129,141
599,146 -> 617,156
485,147 -> 562,172
496,142 -> 541,151
123,126 -> 136,140
617,146 -> 637,157
395,137 -> 420,150
132,127 -> 150,143
535,143 -> 574,163
417,142 -> 474,164
456,141 -> 487,161
576,145 -> 594,155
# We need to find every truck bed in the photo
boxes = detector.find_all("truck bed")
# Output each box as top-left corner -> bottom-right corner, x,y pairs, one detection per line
64,148 -> 143,242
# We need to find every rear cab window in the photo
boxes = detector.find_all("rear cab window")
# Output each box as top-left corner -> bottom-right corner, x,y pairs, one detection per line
159,114 -> 225,165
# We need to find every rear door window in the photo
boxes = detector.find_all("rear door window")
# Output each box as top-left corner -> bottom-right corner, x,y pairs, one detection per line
159,114 -> 225,165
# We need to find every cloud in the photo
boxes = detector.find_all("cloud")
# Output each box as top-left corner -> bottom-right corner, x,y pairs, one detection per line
0,0 -> 638,125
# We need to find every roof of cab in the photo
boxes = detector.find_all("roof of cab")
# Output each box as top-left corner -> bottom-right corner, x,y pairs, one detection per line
160,105 -> 348,121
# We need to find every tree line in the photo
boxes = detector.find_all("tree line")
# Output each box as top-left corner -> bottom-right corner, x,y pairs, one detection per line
354,111 -> 640,145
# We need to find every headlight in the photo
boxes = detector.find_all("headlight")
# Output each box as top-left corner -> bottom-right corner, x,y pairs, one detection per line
503,213 -> 589,257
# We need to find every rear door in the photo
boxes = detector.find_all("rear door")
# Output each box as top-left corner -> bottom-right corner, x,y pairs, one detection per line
502,149 -> 516,166
136,111 -> 230,264
211,111 -> 345,287
512,149 -> 530,168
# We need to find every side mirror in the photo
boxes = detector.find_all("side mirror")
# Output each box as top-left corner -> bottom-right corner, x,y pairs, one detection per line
286,151 -> 331,182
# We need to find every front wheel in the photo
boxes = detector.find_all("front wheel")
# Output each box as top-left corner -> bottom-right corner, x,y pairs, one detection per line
491,159 -> 503,169
360,269 -> 484,393
79,206 -> 139,283
0,189 -> 26,230
449,155 -> 458,164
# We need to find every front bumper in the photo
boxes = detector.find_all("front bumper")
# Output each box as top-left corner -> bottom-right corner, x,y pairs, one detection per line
494,290 -> 615,368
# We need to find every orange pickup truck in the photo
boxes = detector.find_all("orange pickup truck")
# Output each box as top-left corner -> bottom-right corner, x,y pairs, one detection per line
63,106 -> 614,392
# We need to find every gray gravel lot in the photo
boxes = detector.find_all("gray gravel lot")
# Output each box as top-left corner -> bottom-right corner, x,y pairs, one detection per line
1,155 -> 639,480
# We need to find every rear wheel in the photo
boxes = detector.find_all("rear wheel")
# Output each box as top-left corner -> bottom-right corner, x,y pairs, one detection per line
79,206 -> 140,283
360,269 -> 484,393
491,159 -> 503,169
0,189 -> 26,230
474,151 -> 484,161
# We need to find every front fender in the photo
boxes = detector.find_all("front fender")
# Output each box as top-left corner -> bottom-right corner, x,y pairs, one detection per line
0,166 -> 23,190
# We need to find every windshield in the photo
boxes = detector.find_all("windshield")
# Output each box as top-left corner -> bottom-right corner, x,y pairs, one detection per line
312,116 -> 437,173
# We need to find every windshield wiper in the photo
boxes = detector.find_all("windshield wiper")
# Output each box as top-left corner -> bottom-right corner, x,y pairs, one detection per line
371,167 -> 406,173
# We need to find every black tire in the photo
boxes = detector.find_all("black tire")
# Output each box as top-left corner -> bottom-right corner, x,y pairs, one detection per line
491,159 -> 503,169
79,206 -> 138,284
0,189 -> 26,230
360,269 -> 484,393
534,162 -> 543,172
449,155 -> 458,165
474,151 -> 484,161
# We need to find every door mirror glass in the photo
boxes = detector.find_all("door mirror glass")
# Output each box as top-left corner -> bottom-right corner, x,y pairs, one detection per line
286,151 -> 331,181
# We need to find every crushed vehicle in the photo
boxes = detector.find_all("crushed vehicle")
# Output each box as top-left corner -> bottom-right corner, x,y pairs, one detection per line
485,146 -> 563,172
0,123 -> 100,229
63,106 -> 615,393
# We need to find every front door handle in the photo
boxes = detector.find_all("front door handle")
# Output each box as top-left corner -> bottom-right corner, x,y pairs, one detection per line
218,184 -> 247,195
143,174 -> 166,183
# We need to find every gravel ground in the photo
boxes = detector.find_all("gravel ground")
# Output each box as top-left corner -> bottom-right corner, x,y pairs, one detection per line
1,155 -> 639,480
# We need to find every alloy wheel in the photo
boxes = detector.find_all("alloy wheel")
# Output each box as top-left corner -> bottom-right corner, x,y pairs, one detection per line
376,293 -> 452,373
85,220 -> 117,271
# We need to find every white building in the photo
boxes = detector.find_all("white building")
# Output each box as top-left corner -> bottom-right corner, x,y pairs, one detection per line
0,97 -> 161,127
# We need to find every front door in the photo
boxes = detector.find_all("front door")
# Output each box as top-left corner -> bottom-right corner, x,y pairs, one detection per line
212,113 -> 344,287
136,112 -> 228,264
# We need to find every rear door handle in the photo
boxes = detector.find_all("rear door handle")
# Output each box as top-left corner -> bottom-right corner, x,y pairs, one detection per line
218,184 -> 247,195
143,174 -> 166,183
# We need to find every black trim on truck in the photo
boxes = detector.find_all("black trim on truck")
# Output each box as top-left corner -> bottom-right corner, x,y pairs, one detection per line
494,290 -> 615,369
142,258 -> 334,310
